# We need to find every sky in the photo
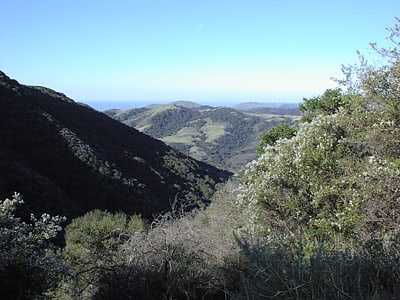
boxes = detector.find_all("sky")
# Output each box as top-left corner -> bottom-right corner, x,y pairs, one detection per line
1,0 -> 399,109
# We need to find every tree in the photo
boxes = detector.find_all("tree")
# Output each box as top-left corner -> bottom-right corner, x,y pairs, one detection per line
0,193 -> 65,299
299,88 -> 347,122
257,123 -> 296,155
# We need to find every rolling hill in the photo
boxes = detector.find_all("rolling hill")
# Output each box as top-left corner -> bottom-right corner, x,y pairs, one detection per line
0,71 -> 231,220
105,103 -> 300,172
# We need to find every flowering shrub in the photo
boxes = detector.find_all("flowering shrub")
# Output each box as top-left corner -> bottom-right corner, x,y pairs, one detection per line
0,193 -> 66,299
239,98 -> 400,246
238,20 -> 400,250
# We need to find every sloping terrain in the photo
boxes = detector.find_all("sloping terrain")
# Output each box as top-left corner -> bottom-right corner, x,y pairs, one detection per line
0,71 -> 231,220
105,103 -> 300,172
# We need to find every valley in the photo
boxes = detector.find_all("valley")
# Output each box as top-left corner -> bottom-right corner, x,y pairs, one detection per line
105,101 -> 300,172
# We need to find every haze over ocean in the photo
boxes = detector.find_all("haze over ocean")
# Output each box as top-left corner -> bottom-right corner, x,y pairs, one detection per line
2,1 -> 400,107
84,99 -> 302,111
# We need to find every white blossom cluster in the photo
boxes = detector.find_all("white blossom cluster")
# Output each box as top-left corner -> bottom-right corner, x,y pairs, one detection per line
0,193 -> 66,294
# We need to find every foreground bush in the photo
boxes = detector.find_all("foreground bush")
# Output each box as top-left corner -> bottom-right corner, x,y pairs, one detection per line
0,193 -> 65,299
60,209 -> 148,299
238,20 -> 400,250
233,19 -> 400,299
93,199 -> 242,300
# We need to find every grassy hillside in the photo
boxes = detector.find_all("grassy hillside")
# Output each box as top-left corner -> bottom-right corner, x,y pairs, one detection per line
105,104 -> 299,172
0,71 -> 231,220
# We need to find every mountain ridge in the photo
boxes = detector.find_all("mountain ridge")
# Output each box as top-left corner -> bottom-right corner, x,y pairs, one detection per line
0,71 -> 231,220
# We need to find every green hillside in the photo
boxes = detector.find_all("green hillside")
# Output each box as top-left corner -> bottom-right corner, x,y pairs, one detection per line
0,71 -> 231,221
105,104 -> 299,172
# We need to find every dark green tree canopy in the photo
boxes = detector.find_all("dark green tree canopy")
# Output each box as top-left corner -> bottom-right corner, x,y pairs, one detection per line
257,122 -> 296,155
299,88 -> 347,122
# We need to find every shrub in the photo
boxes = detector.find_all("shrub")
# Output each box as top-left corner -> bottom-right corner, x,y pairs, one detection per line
92,188 -> 244,300
61,209 -> 148,299
234,19 -> 400,299
0,193 -> 65,299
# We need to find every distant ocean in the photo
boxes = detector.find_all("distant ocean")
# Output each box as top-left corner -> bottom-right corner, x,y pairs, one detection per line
81,100 -> 300,112
80,100 -> 235,111
81,101 -> 164,111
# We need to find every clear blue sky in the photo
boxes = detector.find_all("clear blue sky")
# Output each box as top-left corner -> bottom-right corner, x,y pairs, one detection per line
1,0 -> 399,108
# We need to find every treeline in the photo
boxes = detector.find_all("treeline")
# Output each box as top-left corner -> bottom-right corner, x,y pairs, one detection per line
146,107 -> 201,138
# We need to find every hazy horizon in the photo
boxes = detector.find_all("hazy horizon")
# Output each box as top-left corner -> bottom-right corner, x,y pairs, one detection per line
2,1 -> 399,106
83,98 -> 302,111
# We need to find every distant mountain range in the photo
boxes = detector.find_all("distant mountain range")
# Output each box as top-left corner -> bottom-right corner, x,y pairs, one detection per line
105,102 -> 300,172
0,71 -> 231,221
234,101 -> 301,110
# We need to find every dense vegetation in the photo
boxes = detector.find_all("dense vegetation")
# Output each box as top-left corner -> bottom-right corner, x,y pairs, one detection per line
2,21 -> 400,299
0,193 -> 65,299
257,122 -> 297,155
105,102 -> 299,172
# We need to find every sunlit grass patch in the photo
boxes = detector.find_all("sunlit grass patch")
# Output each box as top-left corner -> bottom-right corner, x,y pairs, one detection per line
201,118 -> 227,143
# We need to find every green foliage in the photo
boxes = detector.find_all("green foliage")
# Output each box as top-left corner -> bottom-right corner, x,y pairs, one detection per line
299,88 -> 347,122
257,122 -> 297,155
0,193 -> 65,299
128,214 -> 150,233
238,20 -> 400,251
54,181 -> 243,299
59,128 -> 128,182
61,210 -> 148,298
65,210 -> 129,253
240,19 -> 400,247
239,97 -> 400,248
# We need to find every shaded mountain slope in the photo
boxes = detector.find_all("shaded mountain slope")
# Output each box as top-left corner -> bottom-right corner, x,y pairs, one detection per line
0,71 -> 231,220
105,103 -> 299,172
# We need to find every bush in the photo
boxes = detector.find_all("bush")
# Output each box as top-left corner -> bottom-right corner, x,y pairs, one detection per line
238,88 -> 400,248
234,19 -> 400,299
61,209 -> 148,299
0,193 -> 65,299
92,188 -> 245,300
